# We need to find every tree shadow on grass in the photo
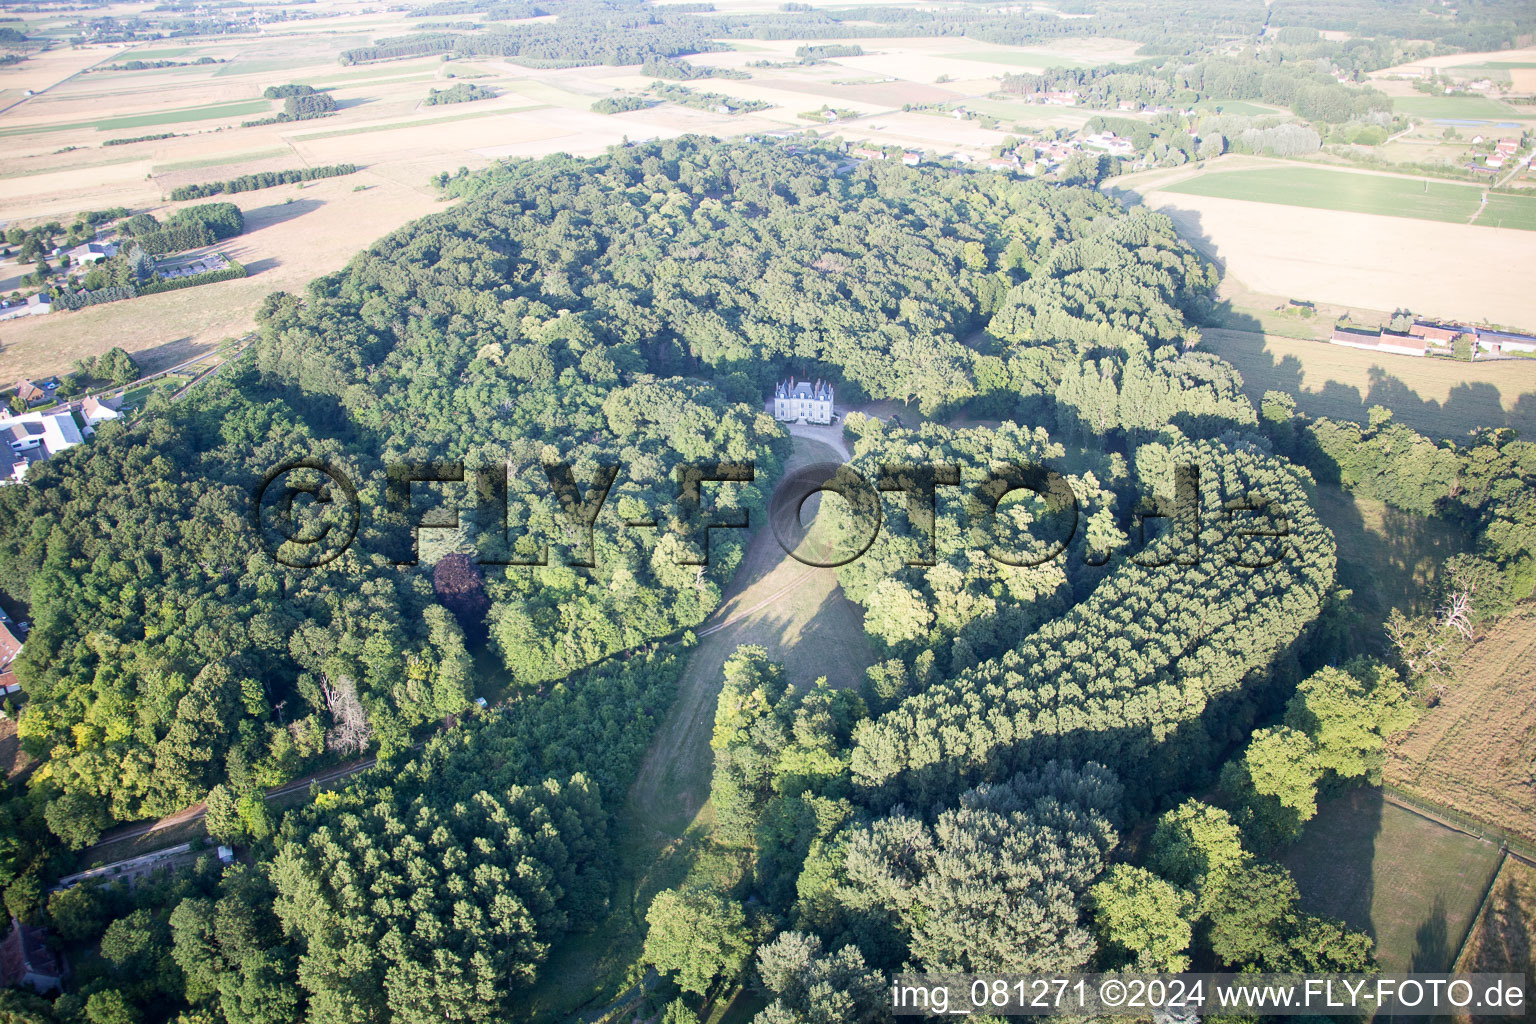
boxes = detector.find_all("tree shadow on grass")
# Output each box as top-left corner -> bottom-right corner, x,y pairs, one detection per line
243,197 -> 325,231
1411,894 -> 1451,971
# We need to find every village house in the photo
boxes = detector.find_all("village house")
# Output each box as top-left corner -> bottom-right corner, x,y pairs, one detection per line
0,294 -> 52,322
66,240 -> 116,265
1474,326 -> 1536,357
901,151 -> 921,166
850,147 -> 885,161
1083,131 -> 1135,157
0,608 -> 22,697
773,379 -> 834,424
11,380 -> 50,406
1407,320 -> 1464,348
0,408 -> 84,483
80,395 -> 123,428
1329,326 -> 1426,357
0,917 -> 63,993
986,156 -> 1019,172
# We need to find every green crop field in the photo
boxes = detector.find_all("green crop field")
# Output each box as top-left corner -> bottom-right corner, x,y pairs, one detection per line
152,147 -> 291,174
121,47 -> 197,59
92,100 -> 272,131
1282,789 -> 1504,972
215,56 -> 327,77
1448,61 -> 1536,71
1162,166 -> 1487,223
0,100 -> 274,138
1391,95 -> 1523,119
1473,191 -> 1536,230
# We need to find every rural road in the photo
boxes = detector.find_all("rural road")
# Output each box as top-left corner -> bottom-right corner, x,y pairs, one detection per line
87,754 -> 378,851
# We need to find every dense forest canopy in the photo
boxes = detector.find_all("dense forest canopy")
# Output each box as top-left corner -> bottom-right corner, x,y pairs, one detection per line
0,124 -> 1531,1024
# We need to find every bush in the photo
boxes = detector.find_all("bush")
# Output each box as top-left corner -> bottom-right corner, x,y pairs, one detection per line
168,202 -> 244,240
591,95 -> 654,114
285,93 -> 337,118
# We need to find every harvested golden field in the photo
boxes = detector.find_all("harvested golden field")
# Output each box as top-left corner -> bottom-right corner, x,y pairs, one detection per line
0,169 -> 444,380
1123,158 -> 1536,330
1386,610 -> 1536,845
1455,856 -> 1536,1023
1199,327 -> 1536,439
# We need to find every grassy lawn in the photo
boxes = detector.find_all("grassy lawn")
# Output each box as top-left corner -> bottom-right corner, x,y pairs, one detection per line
1473,191 -> 1536,230
1390,95 -> 1525,119
1192,98 -> 1284,116
1281,788 -> 1505,972
1197,327 -> 1536,439
1163,166 -> 1486,224
75,815 -> 210,872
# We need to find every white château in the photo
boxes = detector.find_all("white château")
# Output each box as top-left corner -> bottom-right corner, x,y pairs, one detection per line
773,379 -> 834,424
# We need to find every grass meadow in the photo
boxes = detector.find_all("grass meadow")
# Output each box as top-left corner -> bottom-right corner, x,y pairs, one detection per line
523,435 -> 876,1021
940,49 -> 1094,69
1455,856 -> 1536,1014
1282,788 -> 1504,973
1163,166 -> 1488,224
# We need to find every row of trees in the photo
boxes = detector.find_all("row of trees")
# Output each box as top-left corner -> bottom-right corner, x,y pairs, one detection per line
168,164 -> 357,201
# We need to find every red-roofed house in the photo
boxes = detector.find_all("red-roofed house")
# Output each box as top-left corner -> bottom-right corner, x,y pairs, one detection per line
12,380 -> 46,406
1408,320 -> 1464,346
0,918 -> 63,993
0,617 -> 20,668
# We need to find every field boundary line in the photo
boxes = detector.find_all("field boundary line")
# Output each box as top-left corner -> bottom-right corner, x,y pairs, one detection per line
1448,848 -> 1509,971
1380,784 -> 1536,862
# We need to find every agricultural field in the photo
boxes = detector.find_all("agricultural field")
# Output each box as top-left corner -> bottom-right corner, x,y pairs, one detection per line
1389,95 -> 1526,120
1198,327 -> 1536,439
1455,856 -> 1536,1017
1161,165 -> 1489,223
1474,191 -> 1536,230
1281,788 -> 1505,973
1386,610 -> 1536,845
1124,160 -> 1536,329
